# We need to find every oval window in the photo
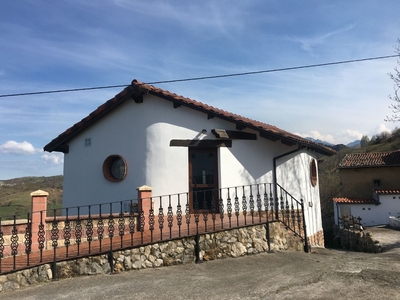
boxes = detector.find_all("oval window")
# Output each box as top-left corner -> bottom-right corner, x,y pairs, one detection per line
310,158 -> 317,187
103,155 -> 127,182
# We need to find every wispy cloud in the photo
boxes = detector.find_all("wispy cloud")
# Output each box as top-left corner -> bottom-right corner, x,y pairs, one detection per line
375,123 -> 392,134
296,129 -> 365,145
344,129 -> 363,140
112,0 -> 247,38
296,130 -> 335,144
41,153 -> 64,165
0,141 -> 42,155
288,24 -> 355,52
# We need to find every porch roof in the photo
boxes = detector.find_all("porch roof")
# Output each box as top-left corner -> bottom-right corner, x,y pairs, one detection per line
333,197 -> 379,205
44,79 -> 336,156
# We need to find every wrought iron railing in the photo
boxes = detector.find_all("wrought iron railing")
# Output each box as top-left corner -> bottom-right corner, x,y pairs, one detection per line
0,182 -> 307,276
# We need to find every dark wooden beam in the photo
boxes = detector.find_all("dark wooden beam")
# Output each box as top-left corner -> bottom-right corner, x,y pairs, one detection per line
132,93 -> 143,103
236,124 -> 246,131
211,129 -> 257,140
212,129 -> 229,139
281,139 -> 297,146
260,132 -> 280,142
173,102 -> 181,108
207,114 -> 214,119
170,139 -> 232,148
53,144 -> 69,153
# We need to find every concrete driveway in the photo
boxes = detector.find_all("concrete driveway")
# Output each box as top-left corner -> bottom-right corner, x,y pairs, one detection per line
366,225 -> 400,253
1,227 -> 400,300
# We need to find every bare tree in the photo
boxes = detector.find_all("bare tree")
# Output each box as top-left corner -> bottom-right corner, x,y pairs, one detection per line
385,39 -> 400,122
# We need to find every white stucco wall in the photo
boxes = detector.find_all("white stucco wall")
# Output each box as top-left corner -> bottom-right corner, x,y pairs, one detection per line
63,100 -> 148,212
61,93 -> 324,236
275,151 -> 323,238
379,195 -> 400,220
334,203 -> 353,225
334,194 -> 400,227
63,95 -> 237,209
353,195 -> 400,226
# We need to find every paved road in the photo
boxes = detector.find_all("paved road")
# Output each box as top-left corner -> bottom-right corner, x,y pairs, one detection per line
2,227 -> 400,300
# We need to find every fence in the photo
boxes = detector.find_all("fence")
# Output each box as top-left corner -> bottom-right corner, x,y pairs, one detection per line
0,182 -> 308,276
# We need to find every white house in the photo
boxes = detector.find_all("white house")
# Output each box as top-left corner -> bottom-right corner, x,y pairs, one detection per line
44,79 -> 335,243
333,151 -> 400,227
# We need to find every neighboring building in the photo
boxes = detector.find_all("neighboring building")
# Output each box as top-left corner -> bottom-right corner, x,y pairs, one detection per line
44,79 -> 335,242
333,151 -> 400,226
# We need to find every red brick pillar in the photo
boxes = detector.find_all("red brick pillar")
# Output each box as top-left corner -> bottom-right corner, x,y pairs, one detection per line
30,190 -> 48,252
137,185 -> 153,231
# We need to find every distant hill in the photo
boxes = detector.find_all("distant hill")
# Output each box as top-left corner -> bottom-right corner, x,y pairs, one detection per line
346,140 -> 361,148
306,137 -> 361,149
305,137 -> 334,146
0,175 -> 63,220
329,144 -> 348,152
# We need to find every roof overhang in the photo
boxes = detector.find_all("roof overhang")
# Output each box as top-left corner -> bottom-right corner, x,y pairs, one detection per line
333,197 -> 380,205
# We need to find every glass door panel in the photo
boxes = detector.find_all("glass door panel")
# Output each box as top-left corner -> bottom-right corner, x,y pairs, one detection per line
189,148 -> 219,211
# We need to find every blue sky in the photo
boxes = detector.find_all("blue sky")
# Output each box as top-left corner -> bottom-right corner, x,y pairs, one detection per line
0,0 -> 400,180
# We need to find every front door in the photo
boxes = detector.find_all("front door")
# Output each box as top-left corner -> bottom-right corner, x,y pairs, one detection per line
189,148 -> 219,211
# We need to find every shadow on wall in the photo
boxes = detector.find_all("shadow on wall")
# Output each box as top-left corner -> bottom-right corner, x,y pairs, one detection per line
277,152 -> 309,198
227,139 -> 280,183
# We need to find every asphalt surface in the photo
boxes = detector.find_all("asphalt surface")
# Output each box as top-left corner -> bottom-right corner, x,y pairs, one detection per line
2,226 -> 400,300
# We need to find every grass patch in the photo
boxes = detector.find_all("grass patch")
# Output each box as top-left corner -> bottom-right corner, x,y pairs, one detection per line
0,176 -> 63,220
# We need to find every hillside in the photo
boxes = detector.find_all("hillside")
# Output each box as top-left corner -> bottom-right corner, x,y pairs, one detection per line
318,128 -> 400,217
0,175 -> 63,220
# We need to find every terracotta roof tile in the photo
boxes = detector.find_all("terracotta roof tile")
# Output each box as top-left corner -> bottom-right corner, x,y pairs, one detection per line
333,197 -> 379,204
375,189 -> 400,195
44,79 -> 336,156
339,151 -> 400,168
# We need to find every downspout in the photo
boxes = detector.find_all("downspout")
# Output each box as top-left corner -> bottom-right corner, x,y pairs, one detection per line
272,144 -> 302,220
335,202 -> 340,226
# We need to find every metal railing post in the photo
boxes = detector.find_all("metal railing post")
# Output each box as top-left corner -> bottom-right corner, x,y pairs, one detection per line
194,233 -> 200,264
301,199 -> 309,253
0,217 -> 3,273
266,221 -> 271,252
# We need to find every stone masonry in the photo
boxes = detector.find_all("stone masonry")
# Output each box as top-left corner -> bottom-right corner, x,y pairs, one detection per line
0,222 -> 304,293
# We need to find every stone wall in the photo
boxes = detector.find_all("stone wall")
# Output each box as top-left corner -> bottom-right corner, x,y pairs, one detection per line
0,222 -> 305,293
308,229 -> 324,247
334,228 -> 382,253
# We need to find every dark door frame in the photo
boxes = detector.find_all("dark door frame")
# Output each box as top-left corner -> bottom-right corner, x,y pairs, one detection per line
188,147 -> 219,212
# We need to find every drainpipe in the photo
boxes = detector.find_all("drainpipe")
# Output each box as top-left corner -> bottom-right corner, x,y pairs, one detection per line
335,202 -> 340,226
272,144 -> 302,220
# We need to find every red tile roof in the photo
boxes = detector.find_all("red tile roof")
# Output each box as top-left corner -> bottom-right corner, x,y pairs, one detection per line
339,151 -> 400,168
44,79 -> 336,156
375,189 -> 400,195
333,197 -> 379,204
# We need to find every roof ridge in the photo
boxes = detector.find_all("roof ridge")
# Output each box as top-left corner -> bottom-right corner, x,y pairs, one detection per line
339,149 -> 400,168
